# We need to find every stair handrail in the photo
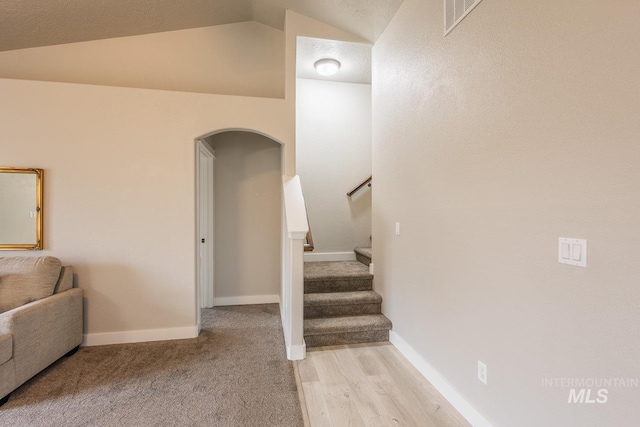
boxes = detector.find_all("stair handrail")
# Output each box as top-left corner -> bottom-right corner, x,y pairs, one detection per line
347,175 -> 372,197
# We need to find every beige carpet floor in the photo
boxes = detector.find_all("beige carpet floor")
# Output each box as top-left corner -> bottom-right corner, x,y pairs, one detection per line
0,304 -> 304,427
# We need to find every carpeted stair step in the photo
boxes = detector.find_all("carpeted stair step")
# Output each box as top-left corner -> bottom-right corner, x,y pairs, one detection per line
304,291 -> 382,319
354,246 -> 372,266
304,314 -> 392,348
304,261 -> 372,294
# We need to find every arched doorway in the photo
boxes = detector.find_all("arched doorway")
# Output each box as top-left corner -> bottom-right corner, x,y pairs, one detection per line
195,129 -> 284,331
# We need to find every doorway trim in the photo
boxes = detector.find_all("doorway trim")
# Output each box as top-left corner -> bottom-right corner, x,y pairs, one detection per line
196,139 -> 215,332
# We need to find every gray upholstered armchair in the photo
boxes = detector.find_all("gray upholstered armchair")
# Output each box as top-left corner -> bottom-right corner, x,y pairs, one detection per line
0,256 -> 83,405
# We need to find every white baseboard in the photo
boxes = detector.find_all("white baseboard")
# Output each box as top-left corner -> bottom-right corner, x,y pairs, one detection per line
389,331 -> 493,427
287,341 -> 307,361
213,294 -> 280,306
304,252 -> 356,262
83,325 -> 199,347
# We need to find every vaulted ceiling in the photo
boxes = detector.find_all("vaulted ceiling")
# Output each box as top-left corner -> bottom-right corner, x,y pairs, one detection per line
0,0 -> 404,52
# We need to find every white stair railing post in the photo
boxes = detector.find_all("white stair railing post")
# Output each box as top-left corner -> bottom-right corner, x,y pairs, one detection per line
281,175 -> 308,360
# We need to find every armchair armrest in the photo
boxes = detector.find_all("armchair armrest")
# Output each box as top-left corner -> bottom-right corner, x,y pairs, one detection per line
0,288 -> 83,385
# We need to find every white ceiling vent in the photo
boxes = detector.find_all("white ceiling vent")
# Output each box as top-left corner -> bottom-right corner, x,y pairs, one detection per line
445,0 -> 483,35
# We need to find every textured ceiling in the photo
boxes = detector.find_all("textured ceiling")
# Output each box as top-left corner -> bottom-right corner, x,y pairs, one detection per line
0,0 -> 404,52
297,37 -> 371,84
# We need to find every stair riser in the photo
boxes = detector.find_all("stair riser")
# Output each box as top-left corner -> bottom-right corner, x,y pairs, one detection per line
305,329 -> 389,348
355,253 -> 371,266
304,278 -> 372,294
304,303 -> 381,319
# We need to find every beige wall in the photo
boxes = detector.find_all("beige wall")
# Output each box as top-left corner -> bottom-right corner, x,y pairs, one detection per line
0,13 -> 366,343
296,78 -> 372,253
373,0 -> 640,426
0,78 -> 288,339
206,132 -> 282,301
0,22 -> 285,98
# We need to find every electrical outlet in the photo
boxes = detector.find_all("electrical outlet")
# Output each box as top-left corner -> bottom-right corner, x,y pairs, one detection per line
478,361 -> 487,385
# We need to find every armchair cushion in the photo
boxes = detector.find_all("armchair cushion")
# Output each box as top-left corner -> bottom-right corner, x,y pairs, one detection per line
54,265 -> 74,294
0,257 -> 62,314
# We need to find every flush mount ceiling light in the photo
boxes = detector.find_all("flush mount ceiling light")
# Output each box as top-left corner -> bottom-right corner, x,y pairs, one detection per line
314,58 -> 341,76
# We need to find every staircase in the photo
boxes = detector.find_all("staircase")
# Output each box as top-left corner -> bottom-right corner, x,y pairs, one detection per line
303,248 -> 392,347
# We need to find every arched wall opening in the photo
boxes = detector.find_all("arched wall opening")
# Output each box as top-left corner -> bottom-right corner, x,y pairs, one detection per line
197,129 -> 283,311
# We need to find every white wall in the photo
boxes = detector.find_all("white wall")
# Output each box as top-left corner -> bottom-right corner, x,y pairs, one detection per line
0,78 -> 288,343
373,0 -> 640,426
283,10 -> 370,176
206,132 -> 282,304
296,78 -> 372,253
0,22 -> 285,98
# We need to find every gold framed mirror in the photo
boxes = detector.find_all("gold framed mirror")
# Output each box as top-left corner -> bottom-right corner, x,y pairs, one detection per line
0,167 -> 43,250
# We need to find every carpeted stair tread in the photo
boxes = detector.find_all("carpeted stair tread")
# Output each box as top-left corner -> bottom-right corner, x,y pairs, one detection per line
304,330 -> 389,348
304,314 -> 392,336
304,291 -> 381,307
304,261 -> 373,293
354,247 -> 372,259
304,261 -> 371,281
354,247 -> 372,266
304,291 -> 383,318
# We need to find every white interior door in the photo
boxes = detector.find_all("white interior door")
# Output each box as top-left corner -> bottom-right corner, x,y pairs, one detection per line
197,141 -> 215,322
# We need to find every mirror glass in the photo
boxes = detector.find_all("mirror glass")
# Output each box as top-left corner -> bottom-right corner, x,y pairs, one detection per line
0,168 -> 43,250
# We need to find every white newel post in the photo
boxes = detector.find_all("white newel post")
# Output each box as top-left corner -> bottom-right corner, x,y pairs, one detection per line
281,175 -> 307,360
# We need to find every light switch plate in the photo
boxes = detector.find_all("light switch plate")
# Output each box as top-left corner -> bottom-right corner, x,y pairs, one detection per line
558,237 -> 587,267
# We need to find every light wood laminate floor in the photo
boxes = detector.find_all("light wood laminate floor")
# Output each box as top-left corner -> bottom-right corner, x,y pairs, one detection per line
295,343 -> 470,427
